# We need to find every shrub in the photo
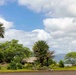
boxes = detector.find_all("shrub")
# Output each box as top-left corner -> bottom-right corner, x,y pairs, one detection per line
49,64 -> 55,69
59,60 -> 64,67
24,63 -> 33,69
7,61 -> 17,70
7,61 -> 23,70
17,63 -> 23,69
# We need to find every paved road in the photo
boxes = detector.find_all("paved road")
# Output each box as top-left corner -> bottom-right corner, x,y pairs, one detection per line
0,71 -> 76,75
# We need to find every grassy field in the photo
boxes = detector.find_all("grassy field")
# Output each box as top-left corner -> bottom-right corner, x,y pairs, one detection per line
0,64 -> 76,72
54,66 -> 76,71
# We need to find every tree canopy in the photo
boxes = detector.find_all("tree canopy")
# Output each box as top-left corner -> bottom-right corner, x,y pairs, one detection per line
32,40 -> 54,67
0,39 -> 33,63
64,52 -> 76,65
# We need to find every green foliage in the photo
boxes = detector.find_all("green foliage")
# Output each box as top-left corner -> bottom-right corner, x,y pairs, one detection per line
65,52 -> 76,65
24,64 -> 33,69
7,61 -> 17,70
0,39 -> 33,63
7,61 -> 23,70
33,40 -> 54,67
49,64 -> 55,69
0,50 -> 4,62
33,40 -> 49,57
36,66 -> 48,70
44,58 -> 56,66
16,63 -> 23,69
59,60 -> 64,67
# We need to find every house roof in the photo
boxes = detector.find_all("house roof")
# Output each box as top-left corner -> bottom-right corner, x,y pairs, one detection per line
22,57 -> 37,63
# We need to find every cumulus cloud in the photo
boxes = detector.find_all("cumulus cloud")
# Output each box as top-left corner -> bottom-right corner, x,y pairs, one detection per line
43,18 -> 76,38
43,17 -> 76,54
32,29 -> 51,40
18,0 -> 76,17
1,29 -> 51,50
0,17 -> 13,30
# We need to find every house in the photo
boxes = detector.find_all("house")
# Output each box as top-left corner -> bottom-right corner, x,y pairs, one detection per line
21,57 -> 37,64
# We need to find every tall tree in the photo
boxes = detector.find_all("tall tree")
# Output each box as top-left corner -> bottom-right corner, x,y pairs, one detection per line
65,52 -> 76,65
33,40 -> 54,67
0,23 -> 4,38
0,39 -> 32,63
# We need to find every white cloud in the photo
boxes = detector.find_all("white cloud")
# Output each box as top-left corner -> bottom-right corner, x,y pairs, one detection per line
32,29 -> 51,40
43,17 -> 76,54
1,28 -> 51,50
43,17 -> 76,41
43,18 -> 76,35
18,0 -> 76,17
0,17 -> 13,30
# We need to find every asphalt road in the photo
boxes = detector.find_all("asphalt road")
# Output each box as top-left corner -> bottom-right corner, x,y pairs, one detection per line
0,71 -> 76,75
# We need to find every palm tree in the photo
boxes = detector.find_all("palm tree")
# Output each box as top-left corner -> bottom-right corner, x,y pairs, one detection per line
33,40 -> 49,67
0,23 -> 4,38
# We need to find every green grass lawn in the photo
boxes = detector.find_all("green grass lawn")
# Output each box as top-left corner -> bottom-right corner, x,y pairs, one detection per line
54,66 -> 76,71
0,64 -> 76,72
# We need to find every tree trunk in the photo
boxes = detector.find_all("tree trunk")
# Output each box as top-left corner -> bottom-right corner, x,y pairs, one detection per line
40,58 -> 44,67
46,57 -> 49,66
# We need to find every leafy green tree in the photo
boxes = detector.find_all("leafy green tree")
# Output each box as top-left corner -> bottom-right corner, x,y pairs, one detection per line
65,52 -> 76,65
0,23 -> 4,38
33,40 -> 54,67
0,39 -> 32,63
59,60 -> 64,67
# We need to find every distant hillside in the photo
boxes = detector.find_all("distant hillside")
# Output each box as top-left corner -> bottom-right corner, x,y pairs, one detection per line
53,54 -> 66,62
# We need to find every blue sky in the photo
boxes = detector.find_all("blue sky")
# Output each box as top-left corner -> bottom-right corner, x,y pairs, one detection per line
0,2 -> 44,31
0,0 -> 76,54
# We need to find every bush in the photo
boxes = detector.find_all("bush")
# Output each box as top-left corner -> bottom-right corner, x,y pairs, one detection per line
7,61 -> 17,70
17,63 -> 23,69
24,63 -> 33,69
7,61 -> 23,70
40,66 -> 48,70
34,64 -> 48,70
49,64 -> 55,69
59,60 -> 64,67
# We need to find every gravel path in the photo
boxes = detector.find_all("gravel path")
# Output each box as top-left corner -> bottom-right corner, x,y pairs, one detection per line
0,71 -> 76,75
